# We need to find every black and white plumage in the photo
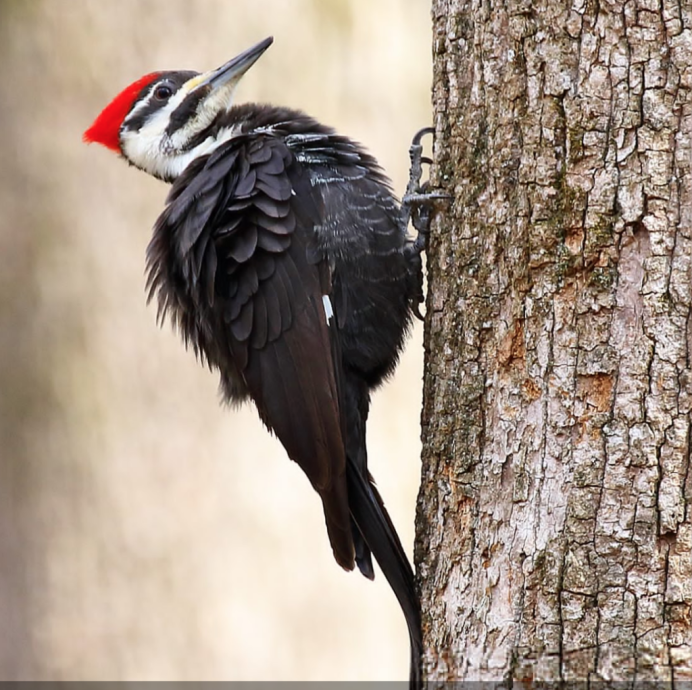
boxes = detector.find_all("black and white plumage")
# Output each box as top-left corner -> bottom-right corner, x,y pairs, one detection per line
85,37 -> 423,684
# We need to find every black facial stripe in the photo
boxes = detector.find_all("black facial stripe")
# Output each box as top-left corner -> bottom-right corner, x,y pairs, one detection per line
165,86 -> 211,138
122,71 -> 199,133
123,96 -> 162,134
178,111 -> 227,152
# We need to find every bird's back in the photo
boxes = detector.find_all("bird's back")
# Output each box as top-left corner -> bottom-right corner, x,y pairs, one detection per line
227,104 -> 414,387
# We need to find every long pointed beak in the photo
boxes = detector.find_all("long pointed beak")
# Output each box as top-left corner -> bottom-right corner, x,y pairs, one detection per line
193,36 -> 273,93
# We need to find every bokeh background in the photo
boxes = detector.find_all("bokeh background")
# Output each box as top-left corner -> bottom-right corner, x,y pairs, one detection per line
0,0 -> 431,680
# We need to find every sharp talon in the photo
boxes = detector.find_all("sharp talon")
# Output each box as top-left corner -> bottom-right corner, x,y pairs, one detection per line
412,127 -> 435,146
413,304 -> 424,321
403,191 -> 451,205
421,157 -> 433,166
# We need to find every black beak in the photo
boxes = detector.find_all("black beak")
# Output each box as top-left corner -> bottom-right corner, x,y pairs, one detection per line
194,36 -> 274,91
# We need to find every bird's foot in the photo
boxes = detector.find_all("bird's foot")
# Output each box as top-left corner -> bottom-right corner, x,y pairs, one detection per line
400,127 -> 450,247
401,127 -> 451,320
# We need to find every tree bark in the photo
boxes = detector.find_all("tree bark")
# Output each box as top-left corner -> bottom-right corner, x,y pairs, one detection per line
419,0 -> 692,682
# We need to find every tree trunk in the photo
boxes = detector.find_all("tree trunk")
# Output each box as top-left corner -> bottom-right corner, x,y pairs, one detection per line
418,0 -> 692,682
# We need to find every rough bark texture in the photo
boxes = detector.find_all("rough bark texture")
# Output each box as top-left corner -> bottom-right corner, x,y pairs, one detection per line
419,0 -> 692,681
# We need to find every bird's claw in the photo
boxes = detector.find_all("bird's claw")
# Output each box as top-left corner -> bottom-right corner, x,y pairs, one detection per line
402,190 -> 451,205
411,126 -> 435,147
400,128 -> 450,252
401,128 -> 450,320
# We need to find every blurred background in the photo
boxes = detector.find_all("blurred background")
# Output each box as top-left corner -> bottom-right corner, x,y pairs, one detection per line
0,0 -> 431,680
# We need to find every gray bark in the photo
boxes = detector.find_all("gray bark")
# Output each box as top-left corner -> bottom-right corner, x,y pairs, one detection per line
418,0 -> 692,681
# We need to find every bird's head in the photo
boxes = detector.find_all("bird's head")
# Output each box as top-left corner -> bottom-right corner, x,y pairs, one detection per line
84,37 -> 273,181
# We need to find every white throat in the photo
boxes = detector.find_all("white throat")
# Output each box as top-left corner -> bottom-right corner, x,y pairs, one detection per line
122,124 -> 240,181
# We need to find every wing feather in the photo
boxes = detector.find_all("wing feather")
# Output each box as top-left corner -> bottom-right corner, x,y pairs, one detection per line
146,133 -> 354,571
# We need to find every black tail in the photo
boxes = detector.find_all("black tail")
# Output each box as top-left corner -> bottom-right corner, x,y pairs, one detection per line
346,457 -> 422,688
336,353 -> 421,686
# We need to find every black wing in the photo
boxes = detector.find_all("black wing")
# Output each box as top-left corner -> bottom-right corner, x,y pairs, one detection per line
147,128 -> 421,683
284,130 -> 422,681
146,134 -> 355,571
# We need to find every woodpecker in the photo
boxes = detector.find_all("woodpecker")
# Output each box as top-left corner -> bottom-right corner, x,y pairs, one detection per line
84,36 -> 438,684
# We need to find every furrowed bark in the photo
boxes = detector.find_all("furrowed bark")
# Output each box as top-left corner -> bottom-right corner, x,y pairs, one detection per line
418,0 -> 692,681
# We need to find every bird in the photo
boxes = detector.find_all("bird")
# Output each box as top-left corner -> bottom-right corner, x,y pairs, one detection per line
84,36 -> 435,684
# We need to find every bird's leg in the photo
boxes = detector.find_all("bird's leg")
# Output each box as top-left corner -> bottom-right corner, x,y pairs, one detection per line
401,127 -> 450,319
400,127 -> 450,248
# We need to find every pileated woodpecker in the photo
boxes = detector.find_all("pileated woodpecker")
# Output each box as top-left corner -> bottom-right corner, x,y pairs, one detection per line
84,36 -> 438,684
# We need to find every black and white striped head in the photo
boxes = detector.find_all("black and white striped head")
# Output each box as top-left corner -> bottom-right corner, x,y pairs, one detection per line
84,37 -> 273,181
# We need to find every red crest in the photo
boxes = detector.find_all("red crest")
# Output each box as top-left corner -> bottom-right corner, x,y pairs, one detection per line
83,72 -> 162,152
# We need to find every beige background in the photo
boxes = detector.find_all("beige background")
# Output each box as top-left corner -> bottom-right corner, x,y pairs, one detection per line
0,0 -> 431,680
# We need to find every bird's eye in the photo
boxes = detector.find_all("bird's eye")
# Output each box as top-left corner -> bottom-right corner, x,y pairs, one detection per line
154,84 -> 174,101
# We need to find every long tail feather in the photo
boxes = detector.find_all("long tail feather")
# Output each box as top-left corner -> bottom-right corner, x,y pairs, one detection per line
346,458 -> 422,688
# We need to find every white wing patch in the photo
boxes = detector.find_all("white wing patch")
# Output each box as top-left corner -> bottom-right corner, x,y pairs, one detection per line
322,295 -> 334,324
